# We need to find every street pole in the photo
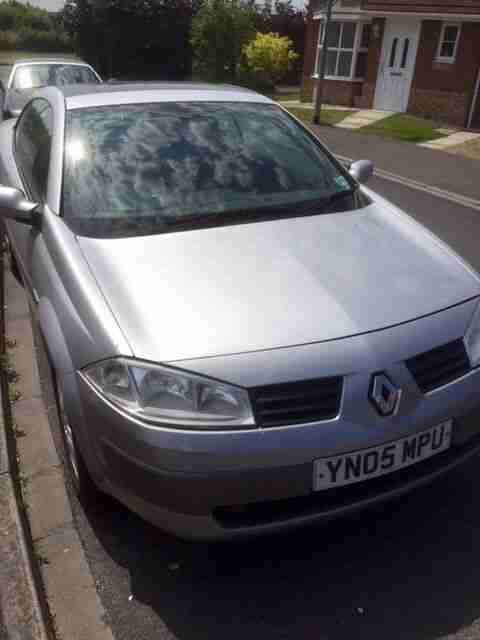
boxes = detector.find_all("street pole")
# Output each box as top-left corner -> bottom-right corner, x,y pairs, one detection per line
312,0 -> 334,125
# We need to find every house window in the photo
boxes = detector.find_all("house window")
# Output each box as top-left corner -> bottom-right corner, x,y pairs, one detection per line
314,21 -> 370,81
436,23 -> 461,63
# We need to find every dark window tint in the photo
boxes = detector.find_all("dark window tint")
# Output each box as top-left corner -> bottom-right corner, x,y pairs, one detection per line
341,23 -> 356,48
355,51 -> 368,78
389,38 -> 398,68
62,103 -> 357,237
360,24 -> 371,49
326,22 -> 341,48
401,38 -> 410,68
15,99 -> 53,201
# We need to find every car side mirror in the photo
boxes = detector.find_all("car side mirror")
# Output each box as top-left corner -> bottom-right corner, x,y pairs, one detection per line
349,160 -> 374,185
0,186 -> 39,225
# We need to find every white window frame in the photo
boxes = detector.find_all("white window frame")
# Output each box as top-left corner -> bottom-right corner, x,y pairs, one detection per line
436,22 -> 461,64
313,20 -> 371,82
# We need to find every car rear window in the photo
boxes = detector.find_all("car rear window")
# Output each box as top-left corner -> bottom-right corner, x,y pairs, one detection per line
62,102 -> 359,237
11,64 -> 99,90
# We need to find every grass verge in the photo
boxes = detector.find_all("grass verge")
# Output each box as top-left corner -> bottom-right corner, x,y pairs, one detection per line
360,114 -> 447,143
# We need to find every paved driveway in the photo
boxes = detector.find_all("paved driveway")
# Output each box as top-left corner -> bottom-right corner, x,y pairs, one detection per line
25,174 -> 480,640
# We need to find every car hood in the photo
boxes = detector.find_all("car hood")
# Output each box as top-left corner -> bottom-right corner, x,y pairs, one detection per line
77,199 -> 480,363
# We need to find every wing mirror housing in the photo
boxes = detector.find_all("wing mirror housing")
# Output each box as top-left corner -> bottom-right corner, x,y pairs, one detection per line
349,159 -> 374,184
0,186 -> 40,225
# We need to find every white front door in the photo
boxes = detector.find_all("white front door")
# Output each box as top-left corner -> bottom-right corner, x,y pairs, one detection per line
374,18 -> 421,112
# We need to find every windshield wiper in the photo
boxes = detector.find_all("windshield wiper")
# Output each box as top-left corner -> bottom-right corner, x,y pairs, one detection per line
291,188 -> 357,216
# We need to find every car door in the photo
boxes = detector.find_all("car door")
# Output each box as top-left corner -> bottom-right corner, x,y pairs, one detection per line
7,97 -> 53,295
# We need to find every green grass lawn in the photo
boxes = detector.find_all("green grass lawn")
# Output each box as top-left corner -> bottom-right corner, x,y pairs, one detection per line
284,106 -> 355,127
272,91 -> 301,102
361,114 -> 447,143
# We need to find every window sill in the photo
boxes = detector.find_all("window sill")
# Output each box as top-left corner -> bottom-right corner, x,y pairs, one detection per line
311,75 -> 365,82
435,58 -> 455,64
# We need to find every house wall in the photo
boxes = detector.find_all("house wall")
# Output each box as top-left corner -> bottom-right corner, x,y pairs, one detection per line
301,15 -> 372,107
301,6 -> 480,126
354,17 -> 386,107
361,0 -> 480,14
408,21 -> 480,126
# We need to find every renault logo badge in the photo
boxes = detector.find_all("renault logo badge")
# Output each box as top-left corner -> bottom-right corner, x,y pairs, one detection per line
369,373 -> 401,417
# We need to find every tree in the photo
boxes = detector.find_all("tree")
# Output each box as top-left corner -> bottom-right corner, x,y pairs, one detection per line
243,32 -> 298,89
0,0 -> 71,53
62,0 -> 201,79
190,0 -> 256,82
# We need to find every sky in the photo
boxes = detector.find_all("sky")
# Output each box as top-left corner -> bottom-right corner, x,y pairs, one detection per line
15,0 -> 65,10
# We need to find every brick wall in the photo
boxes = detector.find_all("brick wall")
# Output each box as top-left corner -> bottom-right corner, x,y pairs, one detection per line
302,77 -> 363,106
361,0 -> 480,14
408,21 -> 480,126
408,89 -> 469,125
412,21 -> 480,93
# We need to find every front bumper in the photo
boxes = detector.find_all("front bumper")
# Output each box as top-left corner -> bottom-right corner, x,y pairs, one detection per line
69,361 -> 480,540
100,425 -> 480,539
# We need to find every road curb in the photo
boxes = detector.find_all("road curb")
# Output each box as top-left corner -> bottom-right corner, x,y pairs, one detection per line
3,260 -> 114,639
0,250 -> 52,640
335,153 -> 480,211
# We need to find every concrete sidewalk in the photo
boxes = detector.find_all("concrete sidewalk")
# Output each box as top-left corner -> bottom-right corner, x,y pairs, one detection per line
336,109 -> 395,130
312,124 -> 480,202
0,267 -> 49,639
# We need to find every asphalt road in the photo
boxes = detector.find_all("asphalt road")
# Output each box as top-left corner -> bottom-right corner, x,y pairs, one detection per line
34,176 -> 480,640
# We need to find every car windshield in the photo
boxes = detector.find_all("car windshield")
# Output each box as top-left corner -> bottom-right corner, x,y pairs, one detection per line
62,102 -> 358,237
11,64 -> 99,90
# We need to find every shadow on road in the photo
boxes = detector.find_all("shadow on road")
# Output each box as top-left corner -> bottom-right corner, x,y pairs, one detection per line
29,286 -> 480,640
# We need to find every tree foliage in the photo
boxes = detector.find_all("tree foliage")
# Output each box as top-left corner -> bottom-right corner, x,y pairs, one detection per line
62,0 -> 202,78
255,0 -> 306,82
0,0 -> 71,52
60,0 -> 305,84
190,0 -> 256,82
243,32 -> 298,88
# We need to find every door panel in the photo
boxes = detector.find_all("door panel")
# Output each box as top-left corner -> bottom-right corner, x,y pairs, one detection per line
374,19 -> 421,112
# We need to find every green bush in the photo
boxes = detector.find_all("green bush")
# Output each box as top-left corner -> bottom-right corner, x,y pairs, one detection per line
242,32 -> 298,88
0,1 -> 72,53
191,0 -> 256,82
0,29 -> 72,53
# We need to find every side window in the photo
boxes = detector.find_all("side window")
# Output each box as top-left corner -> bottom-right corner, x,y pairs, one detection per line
15,98 -> 53,202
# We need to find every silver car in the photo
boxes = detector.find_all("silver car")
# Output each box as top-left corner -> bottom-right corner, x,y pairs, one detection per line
1,83 -> 480,540
0,59 -> 101,120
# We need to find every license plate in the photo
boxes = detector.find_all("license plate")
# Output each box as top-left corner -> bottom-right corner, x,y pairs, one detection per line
313,421 -> 452,491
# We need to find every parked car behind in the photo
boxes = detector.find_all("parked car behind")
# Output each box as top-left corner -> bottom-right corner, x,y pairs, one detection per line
1,83 -> 480,540
0,59 -> 101,120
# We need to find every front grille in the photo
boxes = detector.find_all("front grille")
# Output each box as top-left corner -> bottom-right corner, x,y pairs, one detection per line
406,338 -> 470,394
250,377 -> 343,428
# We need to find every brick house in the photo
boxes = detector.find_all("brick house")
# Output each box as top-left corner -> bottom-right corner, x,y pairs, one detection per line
302,0 -> 480,128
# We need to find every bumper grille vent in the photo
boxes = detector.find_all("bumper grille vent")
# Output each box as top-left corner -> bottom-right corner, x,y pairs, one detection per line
250,377 -> 343,428
406,338 -> 470,393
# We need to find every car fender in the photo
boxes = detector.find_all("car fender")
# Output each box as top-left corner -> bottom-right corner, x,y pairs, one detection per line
38,296 -> 74,376
37,296 -> 105,484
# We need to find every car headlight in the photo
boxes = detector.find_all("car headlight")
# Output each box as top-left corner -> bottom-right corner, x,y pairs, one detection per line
465,303 -> 480,367
82,358 -> 255,429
